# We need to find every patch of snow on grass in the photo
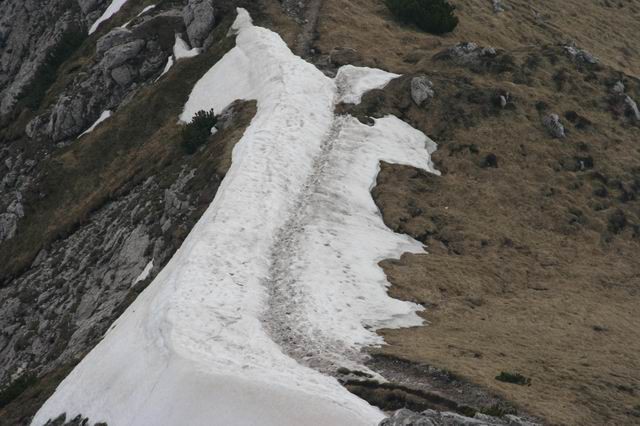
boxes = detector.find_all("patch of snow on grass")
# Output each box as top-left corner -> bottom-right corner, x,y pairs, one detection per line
77,110 -> 112,138
33,8 -> 439,426
89,0 -> 130,35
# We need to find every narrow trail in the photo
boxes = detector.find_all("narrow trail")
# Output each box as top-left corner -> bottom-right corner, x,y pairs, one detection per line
262,114 -> 364,375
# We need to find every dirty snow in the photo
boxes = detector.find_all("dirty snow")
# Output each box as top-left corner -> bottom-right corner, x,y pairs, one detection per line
33,8 -> 438,426
89,0 -> 130,35
77,110 -> 112,138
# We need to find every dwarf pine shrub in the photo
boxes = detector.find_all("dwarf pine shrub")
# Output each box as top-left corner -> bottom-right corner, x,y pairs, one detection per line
385,0 -> 459,35
181,109 -> 217,154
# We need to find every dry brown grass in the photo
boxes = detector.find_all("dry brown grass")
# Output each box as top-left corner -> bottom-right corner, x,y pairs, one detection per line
317,0 -> 640,75
320,1 -> 640,424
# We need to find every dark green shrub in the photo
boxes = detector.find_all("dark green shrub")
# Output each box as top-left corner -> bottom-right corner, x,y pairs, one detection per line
385,0 -> 459,35
181,109 -> 217,154
495,371 -> 531,386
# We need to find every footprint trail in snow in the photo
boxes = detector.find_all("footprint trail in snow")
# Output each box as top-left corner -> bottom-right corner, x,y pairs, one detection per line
33,9 -> 438,426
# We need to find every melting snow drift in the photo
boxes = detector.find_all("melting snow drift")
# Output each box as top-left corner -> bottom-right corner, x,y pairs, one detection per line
33,8 -> 438,426
77,110 -> 112,138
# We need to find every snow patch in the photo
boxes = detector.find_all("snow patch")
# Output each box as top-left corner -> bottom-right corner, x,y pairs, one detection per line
132,259 -> 153,287
335,65 -> 400,104
77,110 -> 112,138
89,0 -> 130,35
33,8 -> 438,426
174,34 -> 200,59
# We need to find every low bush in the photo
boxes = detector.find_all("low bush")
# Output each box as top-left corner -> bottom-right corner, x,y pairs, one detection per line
385,0 -> 459,35
181,109 -> 217,154
495,371 -> 531,386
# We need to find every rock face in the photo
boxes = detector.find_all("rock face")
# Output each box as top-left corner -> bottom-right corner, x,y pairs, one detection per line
0,169 -> 215,387
542,113 -> 566,138
27,10 -> 186,142
379,409 -> 540,426
411,75 -> 435,106
182,0 -> 216,48
0,0 -> 84,116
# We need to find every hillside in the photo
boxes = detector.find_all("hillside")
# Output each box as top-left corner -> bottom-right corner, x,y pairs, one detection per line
0,0 -> 639,425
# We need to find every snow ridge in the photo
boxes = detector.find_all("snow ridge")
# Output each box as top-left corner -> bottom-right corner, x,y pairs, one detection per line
33,9 -> 438,426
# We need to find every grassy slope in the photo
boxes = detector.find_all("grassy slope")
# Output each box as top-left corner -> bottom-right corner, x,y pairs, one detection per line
319,1 -> 640,425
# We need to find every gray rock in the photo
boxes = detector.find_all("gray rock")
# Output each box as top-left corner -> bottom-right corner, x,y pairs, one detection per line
563,43 -> 598,65
543,113 -> 566,138
111,64 -> 135,87
183,0 -> 215,48
437,42 -> 498,67
96,27 -> 134,56
329,47 -> 363,66
411,75 -> 435,106
0,0 -> 84,116
492,0 -> 505,13
100,39 -> 145,71
0,212 -> 19,242
612,81 -> 625,94
624,95 -> 640,121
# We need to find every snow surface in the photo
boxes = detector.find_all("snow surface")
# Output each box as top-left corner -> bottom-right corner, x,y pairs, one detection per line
33,8 -> 438,426
77,110 -> 112,138
89,0 -> 130,35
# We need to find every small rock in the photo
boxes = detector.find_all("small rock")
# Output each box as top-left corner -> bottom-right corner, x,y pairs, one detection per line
563,43 -> 598,65
411,75 -> 435,106
492,0 -> 505,13
329,47 -> 362,66
612,81 -> 625,94
624,95 -> 640,121
542,113 -> 566,138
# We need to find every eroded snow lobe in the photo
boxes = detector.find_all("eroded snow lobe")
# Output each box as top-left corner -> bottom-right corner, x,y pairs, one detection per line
33,8 -> 439,426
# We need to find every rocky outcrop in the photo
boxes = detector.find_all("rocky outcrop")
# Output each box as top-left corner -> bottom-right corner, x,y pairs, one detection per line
380,409 -> 540,426
182,0 -> 216,48
542,113 -> 566,138
435,42 -> 497,67
411,75 -> 435,106
27,9 -> 186,142
0,0 -> 84,116
563,43 -> 598,65
0,168 -> 214,387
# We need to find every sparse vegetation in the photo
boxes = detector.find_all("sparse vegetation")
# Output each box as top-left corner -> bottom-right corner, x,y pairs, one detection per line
0,373 -> 37,409
181,109 -> 217,154
495,372 -> 531,386
385,0 -> 458,35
